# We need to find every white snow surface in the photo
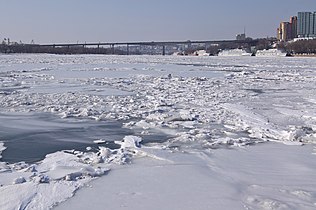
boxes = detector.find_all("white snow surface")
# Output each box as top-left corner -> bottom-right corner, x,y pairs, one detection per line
0,54 -> 316,209
0,136 -> 141,209
0,142 -> 5,159
56,143 -> 316,210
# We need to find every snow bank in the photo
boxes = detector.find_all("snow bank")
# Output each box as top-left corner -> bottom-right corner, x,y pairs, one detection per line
0,180 -> 78,210
115,135 -> 142,149
3,141 -> 316,210
55,143 -> 316,210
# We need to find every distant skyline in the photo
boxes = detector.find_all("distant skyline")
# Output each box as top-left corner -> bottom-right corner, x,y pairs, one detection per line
0,0 -> 314,44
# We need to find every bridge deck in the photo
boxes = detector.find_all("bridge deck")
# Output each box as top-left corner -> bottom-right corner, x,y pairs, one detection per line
38,39 -> 256,47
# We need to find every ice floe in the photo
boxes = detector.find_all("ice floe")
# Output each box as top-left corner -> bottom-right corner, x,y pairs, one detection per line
0,142 -> 5,159
0,135 -> 145,209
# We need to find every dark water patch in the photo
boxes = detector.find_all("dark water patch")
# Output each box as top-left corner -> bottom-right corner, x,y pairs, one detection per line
265,88 -> 287,93
0,113 -> 172,163
175,63 -> 248,68
175,63 -> 249,71
245,89 -> 264,94
140,132 -> 173,145
0,112 -> 134,163
0,86 -> 29,95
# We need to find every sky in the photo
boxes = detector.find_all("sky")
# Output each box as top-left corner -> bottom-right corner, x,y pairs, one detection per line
0,0 -> 314,44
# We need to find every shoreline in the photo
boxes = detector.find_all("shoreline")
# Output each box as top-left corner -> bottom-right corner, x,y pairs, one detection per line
291,54 -> 316,57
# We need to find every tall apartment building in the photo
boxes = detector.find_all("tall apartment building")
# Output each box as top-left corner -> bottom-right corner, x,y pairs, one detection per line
297,12 -> 316,38
278,22 -> 289,41
277,16 -> 297,41
290,16 -> 298,38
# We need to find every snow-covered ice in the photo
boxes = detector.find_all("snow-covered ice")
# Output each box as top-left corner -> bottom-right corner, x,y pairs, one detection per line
0,142 -> 5,159
0,54 -> 316,209
55,143 -> 316,210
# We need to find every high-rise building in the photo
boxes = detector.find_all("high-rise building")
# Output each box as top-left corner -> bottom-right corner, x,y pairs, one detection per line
297,12 -> 316,38
278,22 -> 289,41
277,17 -> 297,41
290,16 -> 298,39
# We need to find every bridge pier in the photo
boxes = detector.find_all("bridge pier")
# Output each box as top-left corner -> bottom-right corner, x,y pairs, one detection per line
162,45 -> 166,56
126,44 -> 129,55
111,44 -> 115,54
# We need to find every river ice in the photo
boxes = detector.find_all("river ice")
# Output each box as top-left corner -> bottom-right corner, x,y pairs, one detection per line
0,54 -> 316,209
0,142 -> 5,159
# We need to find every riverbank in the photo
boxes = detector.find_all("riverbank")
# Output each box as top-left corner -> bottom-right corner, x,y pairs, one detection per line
292,54 -> 316,57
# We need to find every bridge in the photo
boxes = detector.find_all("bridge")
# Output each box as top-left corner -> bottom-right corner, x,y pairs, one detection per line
1,39 -> 261,55
39,39 -> 259,55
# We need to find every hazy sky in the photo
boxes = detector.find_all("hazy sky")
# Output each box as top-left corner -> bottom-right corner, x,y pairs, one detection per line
0,0 -> 314,44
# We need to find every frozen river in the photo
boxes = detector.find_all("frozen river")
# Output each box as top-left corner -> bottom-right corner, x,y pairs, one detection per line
0,54 -> 316,210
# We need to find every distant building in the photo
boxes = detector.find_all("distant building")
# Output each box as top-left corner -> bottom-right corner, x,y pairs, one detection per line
278,22 -> 289,41
297,12 -> 316,38
236,28 -> 247,41
290,16 -> 298,39
277,16 -> 298,41
236,33 -> 246,41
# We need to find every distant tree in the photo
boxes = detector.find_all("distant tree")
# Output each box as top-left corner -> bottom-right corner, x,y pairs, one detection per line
286,40 -> 316,54
256,39 -> 272,50
276,41 -> 286,51
207,46 -> 220,55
